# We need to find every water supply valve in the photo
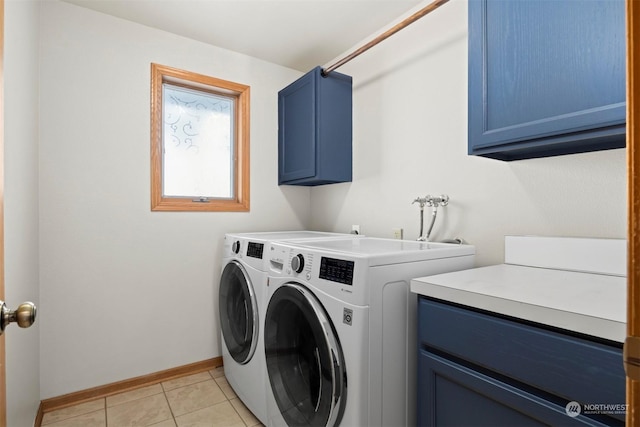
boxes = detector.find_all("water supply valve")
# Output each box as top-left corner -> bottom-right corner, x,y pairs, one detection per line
413,194 -> 449,241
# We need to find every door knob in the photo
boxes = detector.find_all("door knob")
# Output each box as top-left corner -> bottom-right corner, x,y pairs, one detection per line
0,301 -> 36,335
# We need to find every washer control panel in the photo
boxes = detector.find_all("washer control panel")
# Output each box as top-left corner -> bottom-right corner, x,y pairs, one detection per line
276,248 -> 354,285
319,257 -> 354,286
267,242 -> 366,305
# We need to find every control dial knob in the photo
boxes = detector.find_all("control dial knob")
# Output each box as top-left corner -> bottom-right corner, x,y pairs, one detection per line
291,254 -> 305,273
231,240 -> 241,254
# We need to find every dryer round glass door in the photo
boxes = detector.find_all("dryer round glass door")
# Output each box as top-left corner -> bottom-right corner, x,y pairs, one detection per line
265,283 -> 346,427
219,260 -> 259,364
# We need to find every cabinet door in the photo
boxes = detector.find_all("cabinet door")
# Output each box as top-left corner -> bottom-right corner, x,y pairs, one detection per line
418,298 -> 625,416
418,350 -> 617,426
468,0 -> 626,160
278,71 -> 317,184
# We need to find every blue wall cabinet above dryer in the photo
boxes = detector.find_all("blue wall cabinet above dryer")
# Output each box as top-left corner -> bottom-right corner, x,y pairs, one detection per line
468,0 -> 626,161
278,66 -> 352,185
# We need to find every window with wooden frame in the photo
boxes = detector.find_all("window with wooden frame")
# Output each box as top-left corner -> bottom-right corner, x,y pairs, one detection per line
151,63 -> 250,211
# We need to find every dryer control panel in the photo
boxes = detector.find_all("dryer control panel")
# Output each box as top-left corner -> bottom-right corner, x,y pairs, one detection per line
246,242 -> 264,259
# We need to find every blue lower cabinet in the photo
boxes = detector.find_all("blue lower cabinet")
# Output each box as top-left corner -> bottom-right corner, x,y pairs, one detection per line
417,297 -> 625,426
419,351 -> 614,426
468,0 -> 626,160
278,66 -> 352,186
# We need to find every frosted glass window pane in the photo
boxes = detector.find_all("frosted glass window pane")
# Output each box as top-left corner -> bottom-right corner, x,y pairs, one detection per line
162,84 -> 234,199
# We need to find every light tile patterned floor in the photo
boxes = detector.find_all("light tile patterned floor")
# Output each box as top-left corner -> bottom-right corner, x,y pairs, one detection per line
41,367 -> 264,427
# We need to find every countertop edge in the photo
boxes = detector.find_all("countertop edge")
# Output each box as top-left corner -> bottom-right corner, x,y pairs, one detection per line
410,268 -> 626,343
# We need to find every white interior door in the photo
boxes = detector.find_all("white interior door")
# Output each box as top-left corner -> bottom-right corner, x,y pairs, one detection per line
0,0 -> 7,421
0,2 -> 40,424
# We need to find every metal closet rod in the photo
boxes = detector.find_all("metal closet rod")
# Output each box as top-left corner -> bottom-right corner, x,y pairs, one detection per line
321,0 -> 450,76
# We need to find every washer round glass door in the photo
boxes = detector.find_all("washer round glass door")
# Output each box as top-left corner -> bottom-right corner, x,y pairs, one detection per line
219,260 -> 259,365
265,283 -> 346,427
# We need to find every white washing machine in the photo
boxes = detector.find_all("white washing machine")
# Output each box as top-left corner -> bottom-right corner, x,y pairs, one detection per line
263,237 -> 475,427
219,231 -> 357,424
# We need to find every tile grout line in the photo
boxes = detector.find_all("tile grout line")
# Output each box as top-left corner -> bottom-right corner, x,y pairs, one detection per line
41,398 -> 107,427
162,373 -> 216,393
161,386 -> 178,427
169,371 -> 240,427
45,408 -> 107,427
164,370 -> 221,426
229,399 -> 251,427
166,371 -> 251,427
106,384 -> 164,409
102,373 -> 213,423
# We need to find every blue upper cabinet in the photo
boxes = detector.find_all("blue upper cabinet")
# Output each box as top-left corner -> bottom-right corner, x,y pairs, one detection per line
468,0 -> 626,161
278,66 -> 352,185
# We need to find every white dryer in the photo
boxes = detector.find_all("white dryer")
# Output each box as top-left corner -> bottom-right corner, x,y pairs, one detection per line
218,231 -> 357,424
263,237 -> 475,427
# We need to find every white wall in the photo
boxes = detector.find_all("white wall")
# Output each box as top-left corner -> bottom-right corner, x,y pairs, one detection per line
38,1 -> 309,399
4,0 -> 41,424
311,0 -> 626,266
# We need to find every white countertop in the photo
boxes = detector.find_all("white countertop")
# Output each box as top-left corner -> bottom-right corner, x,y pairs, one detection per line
411,263 -> 627,343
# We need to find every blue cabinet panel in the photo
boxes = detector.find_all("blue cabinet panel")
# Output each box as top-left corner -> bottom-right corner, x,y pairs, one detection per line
278,66 -> 352,185
418,351 -> 615,426
468,0 -> 626,160
417,297 -> 625,426
418,298 -> 625,412
279,73 -> 316,182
